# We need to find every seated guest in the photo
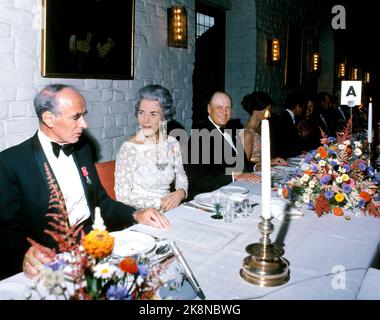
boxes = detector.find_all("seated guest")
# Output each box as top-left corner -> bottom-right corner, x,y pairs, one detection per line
187,91 -> 261,200
298,94 -> 321,151
271,92 -> 306,159
315,92 -> 335,137
240,91 -> 287,168
0,84 -> 169,280
115,84 -> 188,212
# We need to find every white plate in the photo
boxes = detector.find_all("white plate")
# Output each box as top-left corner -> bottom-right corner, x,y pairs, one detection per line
0,282 -> 30,300
220,186 -> 249,194
110,230 -> 156,257
193,193 -> 214,208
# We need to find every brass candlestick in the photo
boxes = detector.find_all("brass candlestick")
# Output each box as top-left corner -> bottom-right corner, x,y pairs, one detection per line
240,217 -> 289,286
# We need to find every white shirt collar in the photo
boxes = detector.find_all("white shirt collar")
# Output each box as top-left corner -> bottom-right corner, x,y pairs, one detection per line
285,109 -> 296,124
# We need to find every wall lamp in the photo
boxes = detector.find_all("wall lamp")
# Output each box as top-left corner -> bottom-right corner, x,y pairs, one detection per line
268,38 -> 280,64
338,62 -> 346,79
364,72 -> 371,83
167,6 -> 187,48
312,53 -> 320,72
351,68 -> 359,80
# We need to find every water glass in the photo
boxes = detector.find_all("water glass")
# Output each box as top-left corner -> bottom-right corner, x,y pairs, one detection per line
222,201 -> 235,223
241,199 -> 256,217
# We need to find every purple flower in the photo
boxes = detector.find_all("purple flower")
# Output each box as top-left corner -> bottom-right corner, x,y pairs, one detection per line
138,264 -> 149,277
358,199 -> 366,208
367,166 -> 374,176
358,162 -> 367,171
342,184 -> 351,193
343,164 -> 351,172
330,160 -> 338,166
325,190 -> 334,199
328,137 -> 336,143
375,172 -> 380,183
106,285 -> 130,300
328,149 -> 335,155
47,259 -> 65,271
320,175 -> 331,185
311,165 -> 318,172
307,202 -> 314,210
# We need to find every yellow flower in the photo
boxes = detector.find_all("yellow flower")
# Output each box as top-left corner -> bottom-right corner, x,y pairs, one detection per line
82,229 -> 114,259
335,193 -> 344,202
341,174 -> 350,182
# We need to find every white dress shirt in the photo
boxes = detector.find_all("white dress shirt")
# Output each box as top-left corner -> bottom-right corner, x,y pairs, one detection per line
38,130 -> 91,226
208,116 -> 237,152
285,109 -> 296,125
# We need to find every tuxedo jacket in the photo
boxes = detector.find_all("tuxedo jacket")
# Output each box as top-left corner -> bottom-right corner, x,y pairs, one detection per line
186,119 -> 252,200
0,132 -> 135,279
272,111 -> 303,159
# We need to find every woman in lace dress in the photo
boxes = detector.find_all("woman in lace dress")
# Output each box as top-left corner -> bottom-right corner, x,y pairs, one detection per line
115,84 -> 188,212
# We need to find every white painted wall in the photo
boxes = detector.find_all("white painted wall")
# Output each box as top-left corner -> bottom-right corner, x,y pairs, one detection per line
0,0 -> 195,161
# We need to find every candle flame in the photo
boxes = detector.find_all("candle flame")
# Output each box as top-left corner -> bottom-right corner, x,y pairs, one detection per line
264,110 -> 270,119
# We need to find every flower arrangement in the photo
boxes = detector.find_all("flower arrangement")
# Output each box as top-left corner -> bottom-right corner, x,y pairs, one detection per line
282,120 -> 380,218
28,163 -> 172,300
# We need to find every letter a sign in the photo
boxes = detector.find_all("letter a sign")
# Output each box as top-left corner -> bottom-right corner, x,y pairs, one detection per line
340,81 -> 362,107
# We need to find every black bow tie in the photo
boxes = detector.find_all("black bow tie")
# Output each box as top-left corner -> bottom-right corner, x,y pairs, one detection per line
51,142 -> 74,158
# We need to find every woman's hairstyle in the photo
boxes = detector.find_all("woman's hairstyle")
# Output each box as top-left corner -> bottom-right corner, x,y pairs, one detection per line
33,84 -> 74,120
241,91 -> 273,114
135,84 -> 174,120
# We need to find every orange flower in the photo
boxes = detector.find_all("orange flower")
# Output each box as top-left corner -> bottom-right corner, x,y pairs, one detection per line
333,207 -> 344,216
82,229 -> 114,259
119,257 -> 138,274
317,146 -> 328,159
282,186 -> 289,199
359,191 -> 372,203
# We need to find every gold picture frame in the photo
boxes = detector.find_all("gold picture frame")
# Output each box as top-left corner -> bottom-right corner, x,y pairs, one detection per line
41,0 -> 135,80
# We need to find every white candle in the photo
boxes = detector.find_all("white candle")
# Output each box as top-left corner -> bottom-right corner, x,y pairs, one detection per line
368,99 -> 373,144
261,113 -> 271,219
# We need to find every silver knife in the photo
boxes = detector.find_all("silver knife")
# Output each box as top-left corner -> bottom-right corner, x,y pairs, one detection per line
169,241 -> 206,300
182,202 -> 214,212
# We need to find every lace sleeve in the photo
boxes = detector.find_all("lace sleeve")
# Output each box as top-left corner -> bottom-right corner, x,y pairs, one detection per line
115,142 -> 160,209
169,137 -> 188,198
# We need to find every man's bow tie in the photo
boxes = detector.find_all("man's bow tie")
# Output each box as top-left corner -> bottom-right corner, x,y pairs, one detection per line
51,142 -> 74,158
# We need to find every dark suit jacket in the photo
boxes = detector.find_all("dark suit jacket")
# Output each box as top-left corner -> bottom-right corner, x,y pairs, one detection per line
186,118 -> 252,200
0,132 -> 135,279
272,111 -> 303,159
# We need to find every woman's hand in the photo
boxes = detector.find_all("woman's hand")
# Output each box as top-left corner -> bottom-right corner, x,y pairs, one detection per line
160,189 -> 185,212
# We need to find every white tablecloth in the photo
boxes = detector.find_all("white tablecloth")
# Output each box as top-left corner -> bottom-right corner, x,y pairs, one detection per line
1,181 -> 380,300
129,180 -> 380,300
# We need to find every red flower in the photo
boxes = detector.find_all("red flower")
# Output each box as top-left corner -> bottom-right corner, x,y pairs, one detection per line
315,194 -> 330,217
333,207 -> 344,216
359,191 -> 372,203
81,166 -> 89,177
119,257 -> 138,274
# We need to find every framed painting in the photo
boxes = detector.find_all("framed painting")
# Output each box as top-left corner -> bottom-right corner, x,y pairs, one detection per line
284,23 -> 303,87
41,0 -> 135,80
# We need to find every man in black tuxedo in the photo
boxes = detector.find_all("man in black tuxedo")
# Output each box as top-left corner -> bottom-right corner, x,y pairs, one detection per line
271,92 -> 305,159
0,84 -> 169,280
187,91 -> 260,200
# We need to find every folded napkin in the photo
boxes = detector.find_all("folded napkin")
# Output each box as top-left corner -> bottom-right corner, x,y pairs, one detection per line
271,198 -> 303,221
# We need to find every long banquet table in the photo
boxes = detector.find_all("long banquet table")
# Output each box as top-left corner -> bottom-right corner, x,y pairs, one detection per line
129,180 -> 380,300
1,181 -> 380,300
